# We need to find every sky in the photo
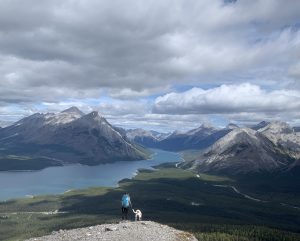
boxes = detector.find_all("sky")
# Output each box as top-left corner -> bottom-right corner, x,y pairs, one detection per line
0,0 -> 300,132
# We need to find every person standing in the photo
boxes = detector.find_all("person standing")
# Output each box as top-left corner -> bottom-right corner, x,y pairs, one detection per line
121,192 -> 131,220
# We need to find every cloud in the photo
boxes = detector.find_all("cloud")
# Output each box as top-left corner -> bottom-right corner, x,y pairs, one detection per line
289,62 -> 300,80
0,1 -> 300,130
0,0 -> 299,104
108,113 -> 210,132
153,83 -> 300,115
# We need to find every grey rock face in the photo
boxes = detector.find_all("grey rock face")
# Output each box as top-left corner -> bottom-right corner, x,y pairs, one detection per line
25,221 -> 198,241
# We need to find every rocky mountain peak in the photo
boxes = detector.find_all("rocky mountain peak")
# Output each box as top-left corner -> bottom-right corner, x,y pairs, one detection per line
259,121 -> 293,134
61,106 -> 84,116
44,107 -> 84,125
186,123 -> 217,136
210,127 -> 259,151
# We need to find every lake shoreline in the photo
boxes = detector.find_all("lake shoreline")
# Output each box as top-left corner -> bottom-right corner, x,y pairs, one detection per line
0,149 -> 181,201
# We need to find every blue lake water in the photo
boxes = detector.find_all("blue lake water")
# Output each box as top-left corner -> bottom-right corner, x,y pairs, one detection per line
0,149 -> 181,201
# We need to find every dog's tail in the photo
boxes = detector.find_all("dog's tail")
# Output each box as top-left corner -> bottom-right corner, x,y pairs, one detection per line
132,209 -> 136,213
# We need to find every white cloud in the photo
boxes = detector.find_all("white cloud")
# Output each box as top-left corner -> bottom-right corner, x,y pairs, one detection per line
153,83 -> 300,115
0,0 -> 299,104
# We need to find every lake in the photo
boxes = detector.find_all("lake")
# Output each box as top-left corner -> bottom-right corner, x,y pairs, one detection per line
0,149 -> 181,201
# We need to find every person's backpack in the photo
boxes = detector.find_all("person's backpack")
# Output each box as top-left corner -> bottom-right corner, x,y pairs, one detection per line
122,194 -> 130,208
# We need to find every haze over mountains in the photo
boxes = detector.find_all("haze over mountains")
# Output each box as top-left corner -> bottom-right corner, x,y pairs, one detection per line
0,107 -> 148,170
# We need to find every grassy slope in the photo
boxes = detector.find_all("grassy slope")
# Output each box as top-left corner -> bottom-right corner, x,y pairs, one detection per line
0,167 -> 299,241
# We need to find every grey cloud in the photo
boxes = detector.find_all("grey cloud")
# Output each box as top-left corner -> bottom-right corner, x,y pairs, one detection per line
108,113 -> 210,132
0,0 -> 299,104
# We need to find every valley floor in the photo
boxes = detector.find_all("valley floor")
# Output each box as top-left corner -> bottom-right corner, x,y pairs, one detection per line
0,165 -> 299,241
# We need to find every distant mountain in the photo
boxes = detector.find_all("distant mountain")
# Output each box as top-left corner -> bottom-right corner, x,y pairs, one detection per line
126,129 -> 171,148
0,107 -> 149,170
250,121 -> 270,130
128,124 -> 232,151
181,122 -> 300,175
126,128 -> 169,141
126,129 -> 159,148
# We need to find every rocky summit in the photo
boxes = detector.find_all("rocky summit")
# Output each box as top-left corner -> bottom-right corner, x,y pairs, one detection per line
25,221 -> 198,241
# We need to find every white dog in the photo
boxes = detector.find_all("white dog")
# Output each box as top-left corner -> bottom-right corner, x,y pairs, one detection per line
132,209 -> 142,221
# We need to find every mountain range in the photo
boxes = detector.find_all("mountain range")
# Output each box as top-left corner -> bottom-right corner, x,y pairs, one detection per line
124,121 -> 300,175
1,107 -> 300,175
126,124 -> 233,151
180,122 -> 300,175
0,107 -> 148,170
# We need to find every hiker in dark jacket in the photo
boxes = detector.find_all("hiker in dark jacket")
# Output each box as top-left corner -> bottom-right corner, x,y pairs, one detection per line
121,192 -> 132,220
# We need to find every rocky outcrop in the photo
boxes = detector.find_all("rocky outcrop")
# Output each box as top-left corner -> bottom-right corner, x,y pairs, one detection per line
25,221 -> 198,241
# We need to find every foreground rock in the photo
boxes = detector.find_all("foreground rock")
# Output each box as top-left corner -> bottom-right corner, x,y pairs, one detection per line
25,221 -> 198,241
